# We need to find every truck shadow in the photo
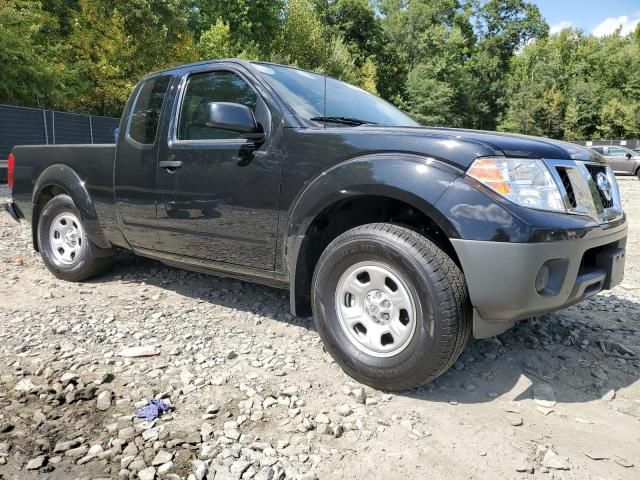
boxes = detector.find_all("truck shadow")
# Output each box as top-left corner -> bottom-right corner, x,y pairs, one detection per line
98,254 -> 640,407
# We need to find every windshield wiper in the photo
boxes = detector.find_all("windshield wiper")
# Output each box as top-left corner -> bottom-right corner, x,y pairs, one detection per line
310,116 -> 378,126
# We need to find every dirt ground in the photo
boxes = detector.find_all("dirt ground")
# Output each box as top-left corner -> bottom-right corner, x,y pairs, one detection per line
0,178 -> 638,480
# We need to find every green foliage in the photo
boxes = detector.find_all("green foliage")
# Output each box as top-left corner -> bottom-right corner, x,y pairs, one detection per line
0,1 -> 64,107
499,29 -> 640,139
2,0 -> 639,140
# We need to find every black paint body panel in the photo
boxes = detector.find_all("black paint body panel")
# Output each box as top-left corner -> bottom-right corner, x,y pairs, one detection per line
8,59 -> 616,293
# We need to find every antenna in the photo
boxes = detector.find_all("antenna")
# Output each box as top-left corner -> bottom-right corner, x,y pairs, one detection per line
322,0 -> 328,127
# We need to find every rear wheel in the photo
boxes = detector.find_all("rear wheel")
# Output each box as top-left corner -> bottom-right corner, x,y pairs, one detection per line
37,195 -> 113,281
312,223 -> 471,391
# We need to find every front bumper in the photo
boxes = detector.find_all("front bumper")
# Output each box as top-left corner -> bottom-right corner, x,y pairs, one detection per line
451,221 -> 627,338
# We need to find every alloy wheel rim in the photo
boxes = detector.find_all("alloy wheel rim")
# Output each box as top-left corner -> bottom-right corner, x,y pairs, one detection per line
49,212 -> 84,266
335,261 -> 417,358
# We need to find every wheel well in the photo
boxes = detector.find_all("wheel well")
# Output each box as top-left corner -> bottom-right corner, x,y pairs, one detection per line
292,195 -> 459,317
32,185 -> 68,250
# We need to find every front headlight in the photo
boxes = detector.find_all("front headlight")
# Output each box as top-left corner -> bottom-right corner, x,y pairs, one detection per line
467,157 -> 566,213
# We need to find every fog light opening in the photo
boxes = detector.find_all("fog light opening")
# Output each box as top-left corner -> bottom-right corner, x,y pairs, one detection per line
535,264 -> 551,294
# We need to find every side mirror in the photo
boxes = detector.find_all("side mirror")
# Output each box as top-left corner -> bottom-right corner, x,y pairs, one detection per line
206,102 -> 264,140
626,152 -> 632,159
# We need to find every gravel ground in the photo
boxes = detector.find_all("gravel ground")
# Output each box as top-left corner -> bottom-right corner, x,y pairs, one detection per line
0,179 -> 639,480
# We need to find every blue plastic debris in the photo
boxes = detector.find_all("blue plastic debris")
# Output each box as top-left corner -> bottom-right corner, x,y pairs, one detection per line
136,398 -> 171,421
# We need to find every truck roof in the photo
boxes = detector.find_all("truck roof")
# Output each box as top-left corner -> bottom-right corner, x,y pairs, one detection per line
141,58 -> 317,81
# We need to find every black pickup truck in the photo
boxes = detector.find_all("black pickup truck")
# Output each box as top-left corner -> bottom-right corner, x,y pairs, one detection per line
5,59 -> 627,390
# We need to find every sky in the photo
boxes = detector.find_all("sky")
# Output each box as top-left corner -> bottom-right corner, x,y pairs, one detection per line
531,0 -> 640,36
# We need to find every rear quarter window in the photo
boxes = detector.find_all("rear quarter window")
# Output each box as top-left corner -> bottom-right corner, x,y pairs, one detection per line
128,76 -> 171,145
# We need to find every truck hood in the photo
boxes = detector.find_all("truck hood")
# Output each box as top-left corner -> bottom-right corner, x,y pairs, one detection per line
374,126 -> 604,164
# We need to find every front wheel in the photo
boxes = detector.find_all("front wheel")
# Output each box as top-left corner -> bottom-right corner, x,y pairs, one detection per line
312,223 -> 471,391
37,194 -> 114,282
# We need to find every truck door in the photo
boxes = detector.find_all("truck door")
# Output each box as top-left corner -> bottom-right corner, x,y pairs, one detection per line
155,66 -> 282,270
114,75 -> 173,248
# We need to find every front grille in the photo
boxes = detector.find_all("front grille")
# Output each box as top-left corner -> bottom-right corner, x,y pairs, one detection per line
556,167 -> 577,208
584,164 -> 614,208
545,159 -> 622,224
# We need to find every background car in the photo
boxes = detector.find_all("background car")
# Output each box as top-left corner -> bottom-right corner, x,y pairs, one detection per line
589,145 -> 640,177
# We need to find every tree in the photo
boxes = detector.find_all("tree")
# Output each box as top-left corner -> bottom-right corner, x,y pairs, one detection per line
0,1 -> 64,108
468,0 -> 548,129
188,0 -> 284,57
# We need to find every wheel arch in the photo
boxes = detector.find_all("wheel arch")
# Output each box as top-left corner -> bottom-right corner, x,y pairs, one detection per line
286,153 -> 463,317
32,164 -> 110,250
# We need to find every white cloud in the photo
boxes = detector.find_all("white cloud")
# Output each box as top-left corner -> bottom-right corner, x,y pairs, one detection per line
592,14 -> 640,37
550,21 -> 573,35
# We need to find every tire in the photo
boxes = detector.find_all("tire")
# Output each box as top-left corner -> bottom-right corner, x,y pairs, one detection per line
37,194 -> 114,282
312,223 -> 471,391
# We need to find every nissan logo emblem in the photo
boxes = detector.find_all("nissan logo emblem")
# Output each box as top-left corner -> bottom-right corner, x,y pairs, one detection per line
596,172 -> 612,201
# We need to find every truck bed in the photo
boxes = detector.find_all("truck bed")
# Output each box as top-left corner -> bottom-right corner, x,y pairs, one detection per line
11,144 -> 118,234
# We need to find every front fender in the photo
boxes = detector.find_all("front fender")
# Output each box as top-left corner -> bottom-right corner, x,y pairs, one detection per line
287,153 -> 462,242
286,153 -> 463,316
32,164 -> 110,249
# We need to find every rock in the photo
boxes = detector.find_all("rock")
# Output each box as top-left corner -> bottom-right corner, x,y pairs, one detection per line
193,460 -> 208,480
614,456 -> 634,468
201,422 -> 214,441
0,442 -> 10,456
352,387 -> 366,404
157,461 -> 173,475
26,455 -> 47,470
514,459 -> 534,473
54,439 -> 81,453
230,460 -> 252,476
533,383 -> 557,409
212,375 -> 228,386
199,442 -> 216,460
96,390 -> 112,410
119,427 -> 136,441
255,467 -> 275,480
138,466 -> 157,480
299,471 -> 317,480
14,378 -> 36,391
336,404 -> 352,417
602,389 -> 616,401
33,409 -> 47,423
584,451 -> 609,461
180,369 -> 195,386
249,408 -> 263,421
316,424 -> 330,435
66,445 -> 89,459
315,413 -> 330,424
542,450 -> 570,470
60,372 -> 79,385
152,450 -> 173,466
129,459 -> 147,473
227,350 -> 238,360
505,413 -> 523,426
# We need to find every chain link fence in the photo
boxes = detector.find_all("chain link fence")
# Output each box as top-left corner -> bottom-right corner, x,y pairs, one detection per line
0,104 -> 119,183
0,104 -> 120,160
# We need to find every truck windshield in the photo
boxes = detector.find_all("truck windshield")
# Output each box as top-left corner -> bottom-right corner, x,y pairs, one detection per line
252,63 -> 419,127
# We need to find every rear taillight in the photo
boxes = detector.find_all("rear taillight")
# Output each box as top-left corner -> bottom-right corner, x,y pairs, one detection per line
7,152 -> 15,190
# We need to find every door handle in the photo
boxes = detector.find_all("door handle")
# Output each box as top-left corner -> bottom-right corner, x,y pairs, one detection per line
159,160 -> 182,171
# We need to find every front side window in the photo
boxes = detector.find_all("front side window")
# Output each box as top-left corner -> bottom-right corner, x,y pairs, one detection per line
591,147 -> 604,154
129,76 -> 171,144
178,71 -> 258,141
608,147 -> 628,157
